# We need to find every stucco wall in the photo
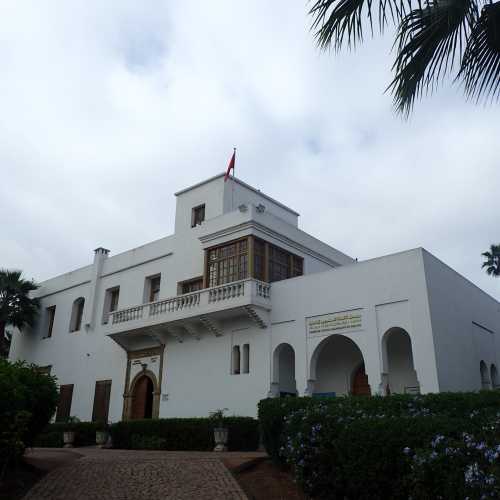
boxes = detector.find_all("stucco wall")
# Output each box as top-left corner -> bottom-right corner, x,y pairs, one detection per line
422,250 -> 500,392
9,175 -> 500,421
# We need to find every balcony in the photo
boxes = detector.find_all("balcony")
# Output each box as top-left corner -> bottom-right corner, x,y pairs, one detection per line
107,279 -> 271,350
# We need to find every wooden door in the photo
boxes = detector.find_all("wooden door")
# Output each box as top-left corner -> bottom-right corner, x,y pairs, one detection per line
131,376 -> 153,419
352,365 -> 371,396
55,384 -> 74,422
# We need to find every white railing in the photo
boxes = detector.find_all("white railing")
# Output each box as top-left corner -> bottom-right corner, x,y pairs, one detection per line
150,291 -> 201,316
110,278 -> 271,326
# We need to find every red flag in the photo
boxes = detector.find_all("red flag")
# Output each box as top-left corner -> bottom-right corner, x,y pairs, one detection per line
224,149 -> 236,181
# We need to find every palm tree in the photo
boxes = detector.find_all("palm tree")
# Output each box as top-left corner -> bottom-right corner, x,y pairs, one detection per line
0,270 -> 39,358
309,0 -> 500,115
482,244 -> 500,276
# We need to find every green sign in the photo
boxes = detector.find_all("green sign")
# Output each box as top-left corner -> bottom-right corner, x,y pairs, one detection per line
307,310 -> 362,335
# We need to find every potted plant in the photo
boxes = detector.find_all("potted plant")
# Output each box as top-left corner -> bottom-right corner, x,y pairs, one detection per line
209,408 -> 229,452
95,420 -> 110,448
63,416 -> 80,448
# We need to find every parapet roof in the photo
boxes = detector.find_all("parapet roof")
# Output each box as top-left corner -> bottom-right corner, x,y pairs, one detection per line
174,173 -> 300,217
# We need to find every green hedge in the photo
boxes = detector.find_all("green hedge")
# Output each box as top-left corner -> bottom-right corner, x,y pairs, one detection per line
258,392 -> 500,498
34,422 -> 101,447
258,392 -> 500,463
110,417 -> 260,451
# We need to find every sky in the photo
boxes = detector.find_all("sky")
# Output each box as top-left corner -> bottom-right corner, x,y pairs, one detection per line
1,1 -> 499,300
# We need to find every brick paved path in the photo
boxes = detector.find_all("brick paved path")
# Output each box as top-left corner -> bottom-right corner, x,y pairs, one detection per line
24,451 -> 248,500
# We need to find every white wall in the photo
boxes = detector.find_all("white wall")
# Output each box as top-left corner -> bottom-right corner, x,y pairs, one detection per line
224,178 -> 299,227
174,175 -> 225,234
270,249 -> 439,396
10,173 -> 500,422
160,318 -> 270,417
422,250 -> 500,392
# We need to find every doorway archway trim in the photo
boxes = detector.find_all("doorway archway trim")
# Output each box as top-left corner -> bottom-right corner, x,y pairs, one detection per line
122,345 -> 164,420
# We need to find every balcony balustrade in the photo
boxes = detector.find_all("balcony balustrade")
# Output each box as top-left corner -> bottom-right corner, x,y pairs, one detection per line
107,279 -> 271,349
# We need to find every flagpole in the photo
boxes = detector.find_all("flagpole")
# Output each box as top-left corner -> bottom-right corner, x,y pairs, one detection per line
232,147 -> 236,211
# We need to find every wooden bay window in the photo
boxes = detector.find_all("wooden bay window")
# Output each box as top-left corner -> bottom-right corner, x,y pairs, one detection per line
204,236 -> 303,287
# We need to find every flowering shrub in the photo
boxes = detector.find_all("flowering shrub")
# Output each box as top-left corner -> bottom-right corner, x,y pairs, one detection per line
258,392 -> 500,498
407,424 -> 500,499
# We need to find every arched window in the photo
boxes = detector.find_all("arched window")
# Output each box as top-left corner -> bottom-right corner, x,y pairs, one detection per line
69,297 -> 85,332
232,345 -> 241,374
242,344 -> 250,374
272,343 -> 297,397
480,361 -> 491,390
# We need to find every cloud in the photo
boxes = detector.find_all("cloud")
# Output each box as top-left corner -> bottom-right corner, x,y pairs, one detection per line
1,0 -> 498,300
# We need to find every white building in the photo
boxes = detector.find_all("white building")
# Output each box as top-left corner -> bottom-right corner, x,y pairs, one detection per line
9,174 -> 500,422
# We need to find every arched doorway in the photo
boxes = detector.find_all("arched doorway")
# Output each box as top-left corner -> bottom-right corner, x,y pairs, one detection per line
382,327 -> 419,394
352,364 -> 371,395
131,375 -> 154,419
491,364 -> 499,389
310,335 -> 370,396
480,361 -> 491,390
272,343 -> 297,397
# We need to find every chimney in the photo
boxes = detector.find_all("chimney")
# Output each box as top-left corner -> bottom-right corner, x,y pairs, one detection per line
84,247 -> 110,330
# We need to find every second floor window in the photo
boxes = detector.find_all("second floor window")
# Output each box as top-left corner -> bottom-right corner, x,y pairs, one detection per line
208,239 -> 248,287
191,204 -> 205,227
102,287 -> 120,324
148,275 -> 161,303
205,237 -> 303,287
269,246 -> 291,282
69,297 -> 85,332
180,277 -> 203,295
45,305 -> 56,338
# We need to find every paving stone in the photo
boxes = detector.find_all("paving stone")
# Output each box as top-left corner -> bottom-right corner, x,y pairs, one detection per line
24,453 -> 247,500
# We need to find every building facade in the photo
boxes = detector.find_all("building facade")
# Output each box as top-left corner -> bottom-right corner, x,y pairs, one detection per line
9,174 -> 500,422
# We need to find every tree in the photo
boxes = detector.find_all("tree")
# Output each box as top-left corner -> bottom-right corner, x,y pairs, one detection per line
482,244 -> 500,276
0,331 -> 12,359
0,270 -> 39,358
309,0 -> 500,115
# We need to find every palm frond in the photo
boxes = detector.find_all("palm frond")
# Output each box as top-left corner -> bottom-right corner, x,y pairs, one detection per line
481,243 -> 500,277
309,0 -> 407,51
458,2 -> 500,102
387,0 -> 477,115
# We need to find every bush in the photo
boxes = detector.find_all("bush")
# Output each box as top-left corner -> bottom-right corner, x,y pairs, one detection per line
110,416 -> 259,451
34,422 -> 101,447
407,428 -> 500,499
0,359 -> 58,474
258,392 -> 500,498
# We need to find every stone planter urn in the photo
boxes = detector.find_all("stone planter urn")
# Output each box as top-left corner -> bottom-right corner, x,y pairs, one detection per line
213,427 -> 228,452
63,431 -> 75,448
96,431 -> 109,448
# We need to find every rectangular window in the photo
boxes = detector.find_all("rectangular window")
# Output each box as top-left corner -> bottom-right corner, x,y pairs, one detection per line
55,384 -> 74,422
148,276 -> 161,303
191,204 -> 205,227
242,344 -> 250,374
207,239 -> 249,287
45,306 -> 56,338
110,289 -> 119,311
253,239 -> 266,282
91,380 -> 112,423
232,345 -> 241,375
180,277 -> 203,295
102,287 -> 120,324
292,256 -> 303,278
269,245 -> 291,282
